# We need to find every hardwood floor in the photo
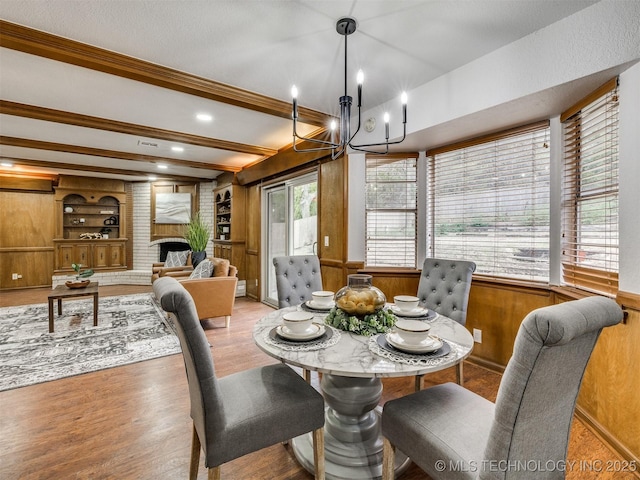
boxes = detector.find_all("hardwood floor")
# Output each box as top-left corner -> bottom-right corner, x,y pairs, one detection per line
0,285 -> 633,479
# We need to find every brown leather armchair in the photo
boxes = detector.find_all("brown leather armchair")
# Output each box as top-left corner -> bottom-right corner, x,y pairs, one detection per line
164,258 -> 238,328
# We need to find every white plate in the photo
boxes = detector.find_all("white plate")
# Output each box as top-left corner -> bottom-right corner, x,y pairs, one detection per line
276,323 -> 326,341
306,300 -> 335,311
386,332 -> 443,353
390,304 -> 430,317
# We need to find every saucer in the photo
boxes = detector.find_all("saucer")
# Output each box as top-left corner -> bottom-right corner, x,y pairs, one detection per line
305,300 -> 335,311
386,332 -> 443,353
276,323 -> 325,341
390,304 -> 430,318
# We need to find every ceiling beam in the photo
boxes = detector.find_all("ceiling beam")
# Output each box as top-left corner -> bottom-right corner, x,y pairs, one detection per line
0,100 -> 275,158
236,138 -> 333,185
0,20 -> 331,128
0,156 -> 202,182
0,136 -> 240,172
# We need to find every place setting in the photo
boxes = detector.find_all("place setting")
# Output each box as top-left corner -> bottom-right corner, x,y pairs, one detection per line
388,295 -> 438,321
264,309 -> 341,351
369,318 -> 454,366
300,290 -> 335,313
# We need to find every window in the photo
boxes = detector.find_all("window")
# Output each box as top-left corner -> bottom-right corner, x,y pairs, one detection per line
561,78 -> 619,295
427,122 -> 550,281
365,155 -> 417,267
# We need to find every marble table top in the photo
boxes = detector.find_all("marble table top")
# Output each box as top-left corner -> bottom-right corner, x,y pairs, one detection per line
253,306 -> 474,378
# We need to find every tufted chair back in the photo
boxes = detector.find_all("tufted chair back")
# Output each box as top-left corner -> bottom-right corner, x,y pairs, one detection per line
417,258 -> 476,325
273,255 -> 324,308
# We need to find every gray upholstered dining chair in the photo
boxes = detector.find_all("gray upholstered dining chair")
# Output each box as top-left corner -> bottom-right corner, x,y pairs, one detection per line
273,255 -> 324,308
153,277 -> 326,480
381,296 -> 623,480
416,257 -> 476,388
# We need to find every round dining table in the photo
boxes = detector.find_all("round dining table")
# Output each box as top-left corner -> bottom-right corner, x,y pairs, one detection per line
253,305 -> 474,480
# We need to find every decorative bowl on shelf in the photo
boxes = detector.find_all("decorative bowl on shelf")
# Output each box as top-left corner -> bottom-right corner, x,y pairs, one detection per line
65,279 -> 90,289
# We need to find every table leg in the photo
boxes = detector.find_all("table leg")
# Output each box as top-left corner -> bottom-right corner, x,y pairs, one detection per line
57,298 -> 62,316
48,298 -> 54,333
291,374 -> 410,480
93,293 -> 99,327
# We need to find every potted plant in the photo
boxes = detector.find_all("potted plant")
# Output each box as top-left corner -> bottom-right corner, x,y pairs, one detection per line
183,211 -> 211,267
66,263 -> 94,288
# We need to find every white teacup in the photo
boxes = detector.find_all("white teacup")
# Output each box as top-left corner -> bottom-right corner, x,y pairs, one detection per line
394,319 -> 431,345
394,295 -> 420,313
312,290 -> 334,308
282,311 -> 314,334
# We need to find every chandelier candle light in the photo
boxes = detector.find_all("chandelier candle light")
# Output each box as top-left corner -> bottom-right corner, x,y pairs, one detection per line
291,17 -> 408,159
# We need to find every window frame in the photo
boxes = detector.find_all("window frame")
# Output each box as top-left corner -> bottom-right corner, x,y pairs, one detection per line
364,154 -> 418,268
426,121 -> 551,282
560,78 -> 619,295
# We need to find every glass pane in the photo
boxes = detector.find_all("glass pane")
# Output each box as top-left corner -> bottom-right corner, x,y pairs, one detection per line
292,181 -> 318,255
266,188 -> 286,302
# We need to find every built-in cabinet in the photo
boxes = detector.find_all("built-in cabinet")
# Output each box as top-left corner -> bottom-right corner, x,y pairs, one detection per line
213,183 -> 246,279
53,176 -> 127,273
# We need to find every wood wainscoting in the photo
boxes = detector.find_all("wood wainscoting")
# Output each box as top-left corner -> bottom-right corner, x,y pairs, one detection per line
0,189 -> 56,289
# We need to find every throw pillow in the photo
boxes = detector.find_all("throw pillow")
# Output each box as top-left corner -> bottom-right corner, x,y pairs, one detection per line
209,257 -> 230,277
165,250 -> 190,268
189,259 -> 214,279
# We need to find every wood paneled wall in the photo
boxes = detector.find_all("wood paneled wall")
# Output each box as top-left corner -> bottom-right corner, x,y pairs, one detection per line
0,190 -> 55,289
245,184 -> 260,300
318,156 -> 349,292
565,292 -> 640,466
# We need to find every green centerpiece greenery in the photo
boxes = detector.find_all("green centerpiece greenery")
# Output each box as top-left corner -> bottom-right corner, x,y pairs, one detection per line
183,211 -> 211,267
325,307 -> 396,336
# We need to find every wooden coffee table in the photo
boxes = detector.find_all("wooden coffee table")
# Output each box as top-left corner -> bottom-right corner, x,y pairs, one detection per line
47,282 -> 99,333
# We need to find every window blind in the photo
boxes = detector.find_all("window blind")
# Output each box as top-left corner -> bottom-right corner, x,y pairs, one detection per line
561,78 -> 619,295
365,155 -> 417,267
428,122 -> 550,281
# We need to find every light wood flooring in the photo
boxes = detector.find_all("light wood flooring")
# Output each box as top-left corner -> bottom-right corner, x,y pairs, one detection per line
0,285 -> 633,479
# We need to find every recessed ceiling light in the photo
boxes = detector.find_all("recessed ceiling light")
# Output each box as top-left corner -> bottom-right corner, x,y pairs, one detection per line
171,146 -> 184,152
1,161 -> 14,168
157,164 -> 168,170
196,113 -> 213,122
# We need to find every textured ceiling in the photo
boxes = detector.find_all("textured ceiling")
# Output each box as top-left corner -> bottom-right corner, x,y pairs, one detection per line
0,0 -> 600,181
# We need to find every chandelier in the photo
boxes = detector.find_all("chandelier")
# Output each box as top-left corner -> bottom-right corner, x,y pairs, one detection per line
291,17 -> 407,160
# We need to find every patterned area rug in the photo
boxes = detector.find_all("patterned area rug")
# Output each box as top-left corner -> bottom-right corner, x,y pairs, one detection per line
0,293 -> 181,391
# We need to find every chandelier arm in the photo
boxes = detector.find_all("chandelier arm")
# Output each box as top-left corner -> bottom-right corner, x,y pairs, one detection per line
347,104 -> 363,144
294,142 -> 342,153
293,134 -> 340,148
350,124 -> 407,150
293,118 -> 340,148
348,144 -> 389,155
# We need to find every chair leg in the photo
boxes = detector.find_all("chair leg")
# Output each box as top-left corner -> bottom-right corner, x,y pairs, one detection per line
313,427 -> 325,480
382,436 -> 396,480
208,466 -> 221,480
190,424 -> 201,480
225,315 -> 231,328
414,374 -> 422,392
456,361 -> 464,386
304,369 -> 311,383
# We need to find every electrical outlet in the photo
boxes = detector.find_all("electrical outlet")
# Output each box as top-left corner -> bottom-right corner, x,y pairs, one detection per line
11,273 -> 19,280
473,328 -> 482,343
324,235 -> 329,247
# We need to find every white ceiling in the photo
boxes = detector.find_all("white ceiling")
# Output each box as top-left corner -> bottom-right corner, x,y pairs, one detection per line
0,0 -> 600,181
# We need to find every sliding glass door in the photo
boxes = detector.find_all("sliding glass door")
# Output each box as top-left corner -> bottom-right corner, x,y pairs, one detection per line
263,173 -> 318,306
